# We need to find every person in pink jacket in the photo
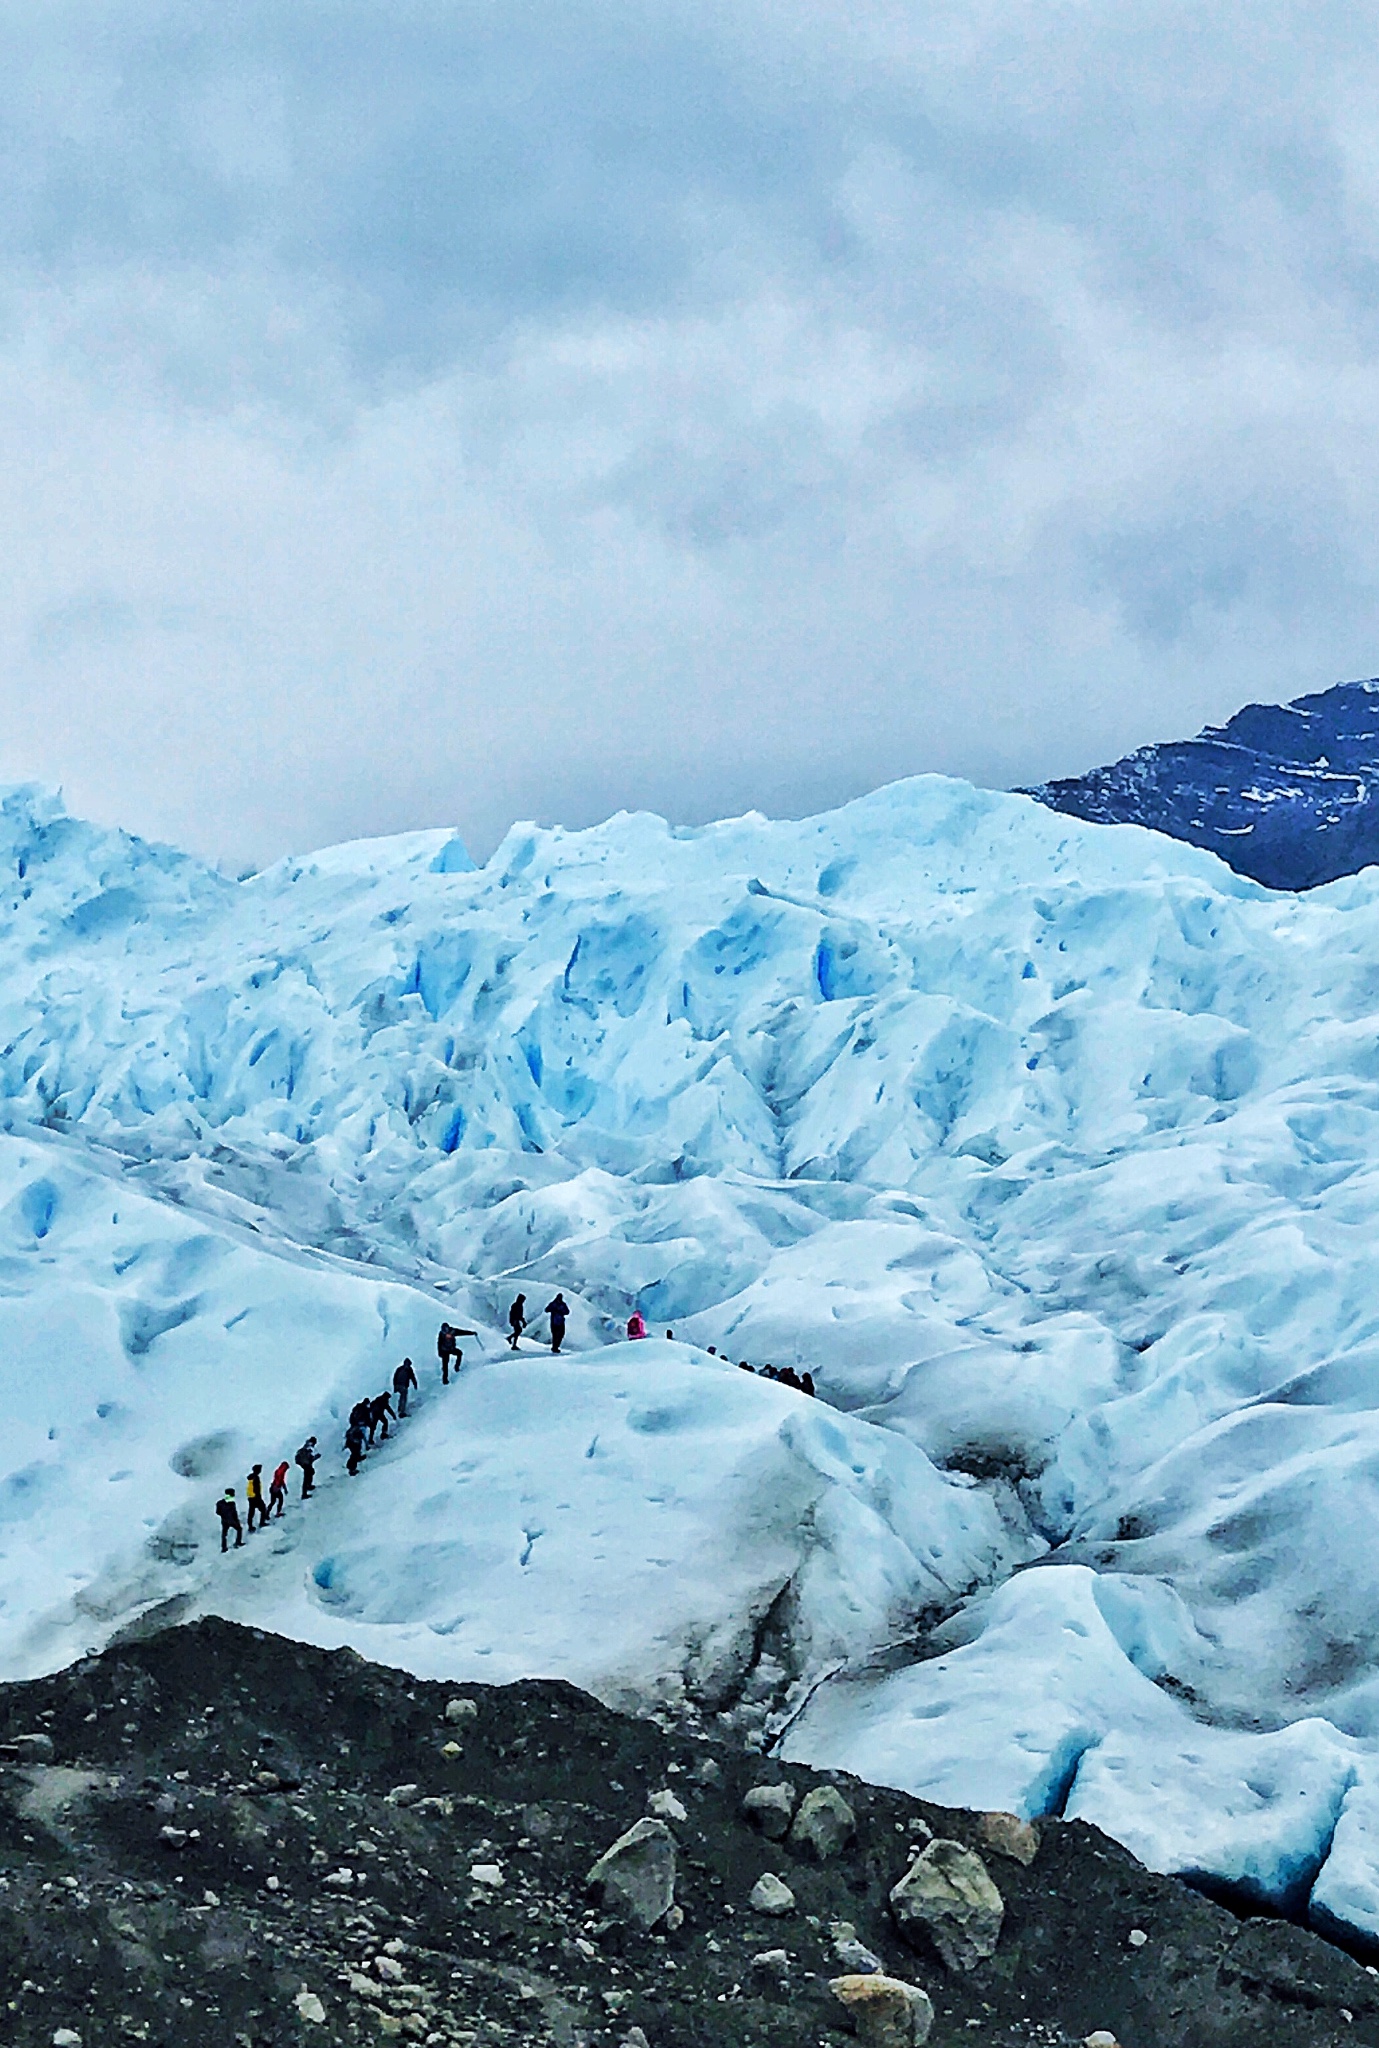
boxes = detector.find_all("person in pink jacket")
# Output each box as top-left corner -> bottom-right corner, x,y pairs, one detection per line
627,1310 -> 647,1340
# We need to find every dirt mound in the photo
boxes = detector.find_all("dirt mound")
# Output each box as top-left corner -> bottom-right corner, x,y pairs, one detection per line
0,1619 -> 1372,2046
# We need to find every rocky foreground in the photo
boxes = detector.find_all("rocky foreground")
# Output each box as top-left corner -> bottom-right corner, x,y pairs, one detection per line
0,1621 -> 1373,2048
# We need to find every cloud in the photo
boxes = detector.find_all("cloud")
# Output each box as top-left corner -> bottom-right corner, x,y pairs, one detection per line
3,1 -> 1379,864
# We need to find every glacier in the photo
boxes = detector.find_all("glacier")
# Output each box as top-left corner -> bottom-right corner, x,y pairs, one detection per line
5,774 -> 1379,1938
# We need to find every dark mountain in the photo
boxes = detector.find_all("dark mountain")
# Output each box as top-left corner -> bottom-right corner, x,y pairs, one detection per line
1024,678 -> 1379,890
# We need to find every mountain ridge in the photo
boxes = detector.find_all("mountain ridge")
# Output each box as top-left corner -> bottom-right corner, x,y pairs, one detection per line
1024,676 -> 1379,888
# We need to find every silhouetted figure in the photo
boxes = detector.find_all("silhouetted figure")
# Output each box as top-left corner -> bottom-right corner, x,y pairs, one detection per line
738,1359 -> 753,1372
546,1294 -> 569,1354
508,1295 -> 528,1351
269,1460 -> 289,1517
369,1390 -> 395,1442
246,1463 -> 270,1531
437,1323 -> 477,1384
349,1398 -> 371,1434
295,1437 -> 318,1500
801,1372 -> 816,1398
665,1329 -> 674,1340
393,1357 -> 418,1416
344,1421 -> 366,1476
779,1366 -> 802,1391
216,1489 -> 244,1552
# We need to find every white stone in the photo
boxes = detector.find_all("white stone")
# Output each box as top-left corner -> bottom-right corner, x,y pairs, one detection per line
294,1991 -> 327,2025
749,1871 -> 796,1916
648,1788 -> 688,1823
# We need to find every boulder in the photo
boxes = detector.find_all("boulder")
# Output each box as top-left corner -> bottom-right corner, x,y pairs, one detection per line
788,1784 -> 856,1861
830,1972 -> 935,2046
10,1733 -> 56,1765
748,1871 -> 796,1915
587,1817 -> 676,1930
742,1782 -> 796,1840
647,1788 -> 688,1823
977,1811 -> 1040,1867
834,1934 -> 884,1974
889,1838 -> 1004,1971
444,1697 -> 478,1725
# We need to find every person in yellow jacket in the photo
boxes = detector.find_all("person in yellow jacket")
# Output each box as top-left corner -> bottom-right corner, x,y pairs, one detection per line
245,1463 -> 270,1533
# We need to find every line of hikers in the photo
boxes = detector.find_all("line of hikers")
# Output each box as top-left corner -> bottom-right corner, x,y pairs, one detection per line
503,1292 -> 819,1395
215,1300 -> 822,1549
214,1322 -> 476,1551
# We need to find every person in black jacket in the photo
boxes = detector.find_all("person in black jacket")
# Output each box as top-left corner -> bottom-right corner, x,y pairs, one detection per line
436,1323 -> 478,1385
393,1357 -> 418,1416
344,1420 -> 365,1476
295,1437 -> 318,1500
215,1488 -> 244,1552
507,1295 -> 527,1351
545,1294 -> 569,1355
369,1390 -> 395,1442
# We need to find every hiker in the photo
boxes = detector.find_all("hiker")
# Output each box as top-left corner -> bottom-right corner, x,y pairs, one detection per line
779,1366 -> 802,1391
545,1293 -> 569,1355
269,1459 -> 289,1518
507,1294 -> 527,1351
801,1372 -> 816,1398
627,1310 -> 647,1340
349,1397 -> 372,1440
665,1329 -> 674,1340
245,1463 -> 270,1532
738,1359 -> 753,1372
344,1419 -> 366,1476
369,1389 -> 395,1442
393,1356 -> 418,1416
295,1436 -> 318,1500
216,1488 -> 244,1553
707,1346 -> 718,1356
437,1322 -> 477,1384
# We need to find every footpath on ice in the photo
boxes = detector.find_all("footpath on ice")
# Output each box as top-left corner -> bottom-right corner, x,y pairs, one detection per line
8,771 -> 1379,1941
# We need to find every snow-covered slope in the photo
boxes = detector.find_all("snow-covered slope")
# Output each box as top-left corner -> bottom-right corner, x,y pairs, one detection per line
6,775 -> 1379,1936
1025,676 -> 1379,890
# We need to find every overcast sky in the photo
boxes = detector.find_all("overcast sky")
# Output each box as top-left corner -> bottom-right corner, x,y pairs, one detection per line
5,1 -> 1379,867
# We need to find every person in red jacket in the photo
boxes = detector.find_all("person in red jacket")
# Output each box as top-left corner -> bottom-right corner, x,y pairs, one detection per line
627,1310 -> 647,1340
269,1459 -> 290,1518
